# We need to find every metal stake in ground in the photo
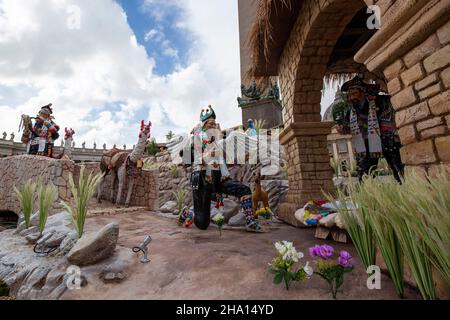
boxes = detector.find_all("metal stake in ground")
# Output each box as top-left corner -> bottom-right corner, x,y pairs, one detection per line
33,232 -> 58,257
132,235 -> 152,263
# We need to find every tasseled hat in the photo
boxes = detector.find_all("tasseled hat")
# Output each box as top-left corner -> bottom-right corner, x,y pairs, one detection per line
39,103 -> 53,115
200,105 -> 216,125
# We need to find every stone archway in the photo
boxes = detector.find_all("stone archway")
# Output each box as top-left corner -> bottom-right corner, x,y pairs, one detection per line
277,0 -> 372,225
0,210 -> 18,230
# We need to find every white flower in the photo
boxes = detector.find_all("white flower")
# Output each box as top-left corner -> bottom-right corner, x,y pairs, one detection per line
274,241 -> 285,255
275,241 -> 304,263
212,213 -> 224,223
303,261 -> 314,276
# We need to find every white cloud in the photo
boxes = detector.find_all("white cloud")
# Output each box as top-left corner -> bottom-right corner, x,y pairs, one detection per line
0,0 -> 338,151
144,26 -> 179,59
144,28 -> 159,42
0,0 -> 241,148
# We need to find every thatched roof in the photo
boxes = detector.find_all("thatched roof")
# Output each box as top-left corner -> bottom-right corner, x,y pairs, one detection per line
247,1 -> 381,89
247,0 -> 303,78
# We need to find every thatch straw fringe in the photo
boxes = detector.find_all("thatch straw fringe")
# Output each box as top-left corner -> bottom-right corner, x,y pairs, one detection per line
246,0 -> 292,80
323,73 -> 358,92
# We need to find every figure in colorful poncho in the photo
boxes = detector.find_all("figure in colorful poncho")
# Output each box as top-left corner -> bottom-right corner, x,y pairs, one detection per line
336,76 -> 404,182
180,105 -> 263,233
27,104 -> 61,158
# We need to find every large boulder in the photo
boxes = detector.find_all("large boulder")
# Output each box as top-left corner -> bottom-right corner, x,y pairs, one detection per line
160,201 -> 177,213
227,211 -> 246,226
59,231 -> 79,254
67,222 -> 119,266
15,212 -> 40,233
16,211 -> 73,235
210,199 -> 241,223
222,199 -> 241,222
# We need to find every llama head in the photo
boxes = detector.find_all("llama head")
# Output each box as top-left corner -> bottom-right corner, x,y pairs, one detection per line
139,120 -> 152,139
252,171 -> 262,184
64,128 -> 75,140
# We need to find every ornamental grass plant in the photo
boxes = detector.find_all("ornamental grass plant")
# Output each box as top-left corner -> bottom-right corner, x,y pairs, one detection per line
253,119 -> 266,135
14,180 -> 37,229
353,176 -> 404,298
61,166 -> 103,238
327,166 -> 450,300
173,189 -> 188,216
325,181 -> 376,270
37,182 -> 58,234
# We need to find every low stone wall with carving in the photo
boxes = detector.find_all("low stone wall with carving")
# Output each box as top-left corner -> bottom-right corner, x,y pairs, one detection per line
0,155 -> 158,215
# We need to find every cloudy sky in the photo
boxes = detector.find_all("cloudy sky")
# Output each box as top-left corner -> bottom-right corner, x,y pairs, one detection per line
0,0 -> 335,147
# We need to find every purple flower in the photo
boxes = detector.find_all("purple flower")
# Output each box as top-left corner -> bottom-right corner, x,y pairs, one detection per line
309,245 -> 321,257
338,251 -> 353,268
309,244 -> 334,260
318,244 -> 334,259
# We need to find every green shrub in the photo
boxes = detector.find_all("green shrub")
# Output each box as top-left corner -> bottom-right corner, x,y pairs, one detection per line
170,164 -> 179,178
147,138 -> 159,156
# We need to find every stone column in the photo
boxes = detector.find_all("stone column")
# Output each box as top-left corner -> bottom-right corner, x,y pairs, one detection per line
332,142 -> 339,162
347,140 -> 355,170
332,142 -> 340,176
277,122 -> 334,226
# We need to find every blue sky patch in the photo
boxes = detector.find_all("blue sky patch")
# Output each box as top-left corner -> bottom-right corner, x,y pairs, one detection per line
116,0 -> 192,76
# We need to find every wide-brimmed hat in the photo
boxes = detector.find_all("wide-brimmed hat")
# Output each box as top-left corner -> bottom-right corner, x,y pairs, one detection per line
341,76 -> 368,93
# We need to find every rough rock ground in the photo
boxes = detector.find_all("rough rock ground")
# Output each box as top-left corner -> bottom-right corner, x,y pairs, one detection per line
61,209 -> 420,300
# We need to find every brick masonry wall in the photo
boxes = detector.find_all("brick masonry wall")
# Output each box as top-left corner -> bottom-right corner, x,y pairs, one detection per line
383,20 -> 450,176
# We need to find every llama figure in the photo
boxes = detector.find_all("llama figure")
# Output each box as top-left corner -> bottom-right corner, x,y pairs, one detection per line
97,120 -> 151,207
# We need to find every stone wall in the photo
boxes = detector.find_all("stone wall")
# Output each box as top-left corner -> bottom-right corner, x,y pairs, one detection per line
0,155 -> 75,215
145,150 -> 289,215
355,1 -> 450,176
144,152 -> 192,209
0,155 -> 158,215
83,162 -> 158,210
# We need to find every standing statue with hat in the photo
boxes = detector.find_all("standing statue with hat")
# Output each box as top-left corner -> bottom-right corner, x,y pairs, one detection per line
337,76 -> 404,182
21,103 -> 61,158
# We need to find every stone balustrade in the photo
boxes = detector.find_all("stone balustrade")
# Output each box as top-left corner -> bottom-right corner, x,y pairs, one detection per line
0,133 -> 132,163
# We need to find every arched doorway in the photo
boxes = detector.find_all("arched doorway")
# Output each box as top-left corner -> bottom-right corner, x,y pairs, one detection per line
275,0 -> 382,224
